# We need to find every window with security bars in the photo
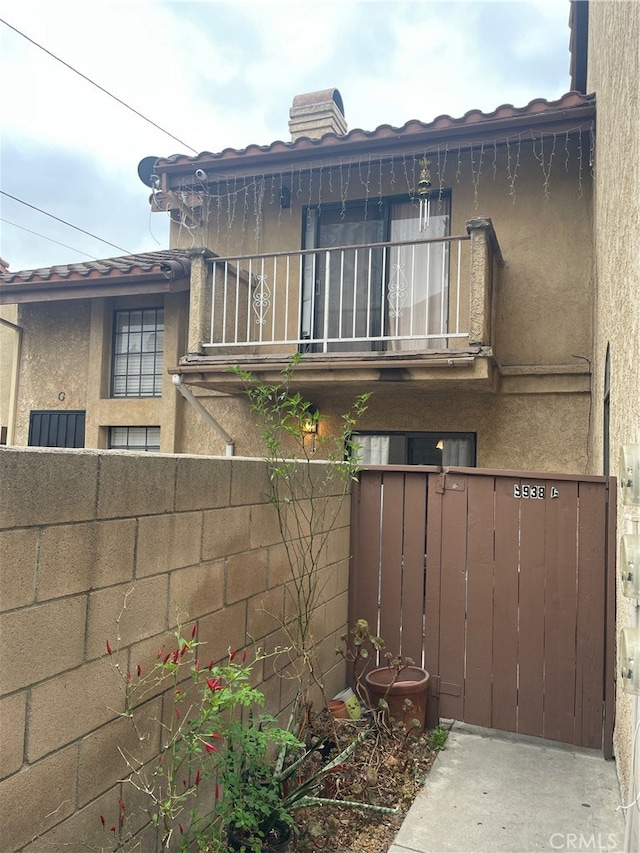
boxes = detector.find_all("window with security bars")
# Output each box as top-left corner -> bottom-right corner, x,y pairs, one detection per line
112,308 -> 164,397
108,426 -> 161,452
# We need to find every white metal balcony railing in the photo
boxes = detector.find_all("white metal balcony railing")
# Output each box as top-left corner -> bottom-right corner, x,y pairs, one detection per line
206,234 -> 471,354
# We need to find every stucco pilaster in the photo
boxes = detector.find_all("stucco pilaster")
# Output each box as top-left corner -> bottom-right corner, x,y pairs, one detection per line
466,217 -> 502,348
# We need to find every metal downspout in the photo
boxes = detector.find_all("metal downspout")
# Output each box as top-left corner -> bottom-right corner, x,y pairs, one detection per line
172,374 -> 235,456
0,316 -> 23,445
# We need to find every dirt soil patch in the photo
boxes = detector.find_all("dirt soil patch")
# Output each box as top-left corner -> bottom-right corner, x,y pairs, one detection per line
289,712 -> 446,852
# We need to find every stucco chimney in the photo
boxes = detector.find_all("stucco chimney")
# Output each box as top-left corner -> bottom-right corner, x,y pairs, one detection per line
289,88 -> 347,141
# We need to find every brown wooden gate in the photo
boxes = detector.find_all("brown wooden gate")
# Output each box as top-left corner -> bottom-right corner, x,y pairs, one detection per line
349,467 -> 616,755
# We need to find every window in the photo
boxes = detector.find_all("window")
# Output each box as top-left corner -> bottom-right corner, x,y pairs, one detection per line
28,410 -> 85,448
302,194 -> 451,352
112,308 -> 164,397
352,431 -> 476,467
108,426 -> 160,452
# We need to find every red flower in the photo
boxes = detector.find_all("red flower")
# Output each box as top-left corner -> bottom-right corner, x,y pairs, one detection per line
229,649 -> 237,661
180,644 -> 188,657
176,708 -> 181,719
208,660 -> 214,671
172,649 -> 179,665
110,826 -> 116,833
157,646 -> 164,658
194,659 -> 200,672
209,732 -> 222,740
206,677 -> 222,691
119,800 -> 126,811
120,815 -> 125,828
242,649 -> 247,662
205,742 -> 218,753
136,664 -> 142,677
163,652 -> 171,664
179,823 -> 184,835
191,624 -> 197,639
106,640 -> 112,655
195,770 -> 201,786
100,815 -> 106,826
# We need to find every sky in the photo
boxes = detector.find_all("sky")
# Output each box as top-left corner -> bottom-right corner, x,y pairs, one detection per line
0,0 -> 574,273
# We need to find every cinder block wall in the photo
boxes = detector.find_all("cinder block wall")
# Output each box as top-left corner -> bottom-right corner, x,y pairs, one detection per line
0,447 -> 351,852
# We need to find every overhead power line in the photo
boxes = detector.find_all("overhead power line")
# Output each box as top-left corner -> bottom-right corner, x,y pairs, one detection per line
1,218 -> 99,260
0,17 -> 199,155
0,190 -> 132,254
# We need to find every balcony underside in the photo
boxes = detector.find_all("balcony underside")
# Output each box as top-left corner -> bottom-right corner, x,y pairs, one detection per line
170,347 -> 498,396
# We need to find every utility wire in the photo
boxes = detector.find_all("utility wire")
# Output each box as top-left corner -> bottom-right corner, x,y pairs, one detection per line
0,17 -> 199,155
1,191 -> 132,254
1,218 -> 100,260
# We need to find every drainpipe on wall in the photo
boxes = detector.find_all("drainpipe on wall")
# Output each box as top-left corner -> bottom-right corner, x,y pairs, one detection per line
0,315 -> 22,445
172,374 -> 235,456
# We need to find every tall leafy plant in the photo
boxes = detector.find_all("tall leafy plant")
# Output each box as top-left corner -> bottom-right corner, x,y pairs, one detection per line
232,355 -> 370,698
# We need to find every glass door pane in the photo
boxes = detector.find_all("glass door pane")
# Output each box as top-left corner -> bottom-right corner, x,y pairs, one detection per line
387,198 -> 450,350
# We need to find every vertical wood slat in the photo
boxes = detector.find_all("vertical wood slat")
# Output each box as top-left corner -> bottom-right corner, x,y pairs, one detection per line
603,477 -> 617,760
424,474 -> 443,728
437,478 -> 468,720
463,475 -> 495,727
517,480 -> 547,737
576,481 -> 607,749
543,480 -> 579,744
349,472 -> 383,636
401,473 -> 429,665
491,477 -> 520,734
378,473 -> 406,655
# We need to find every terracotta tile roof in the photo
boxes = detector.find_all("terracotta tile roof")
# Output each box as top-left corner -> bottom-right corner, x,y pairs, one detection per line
0,249 -> 194,285
152,92 -> 596,177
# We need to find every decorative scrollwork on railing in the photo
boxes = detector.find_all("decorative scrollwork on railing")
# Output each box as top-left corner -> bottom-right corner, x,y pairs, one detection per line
252,274 -> 271,326
387,262 -> 408,319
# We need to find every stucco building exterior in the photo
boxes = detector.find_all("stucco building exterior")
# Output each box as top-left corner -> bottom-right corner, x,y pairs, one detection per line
1,89 -> 596,472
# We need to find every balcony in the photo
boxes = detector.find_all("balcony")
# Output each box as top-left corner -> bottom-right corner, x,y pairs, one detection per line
178,217 -> 502,394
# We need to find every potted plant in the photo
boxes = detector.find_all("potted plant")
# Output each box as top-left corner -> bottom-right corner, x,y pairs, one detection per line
336,619 -> 430,734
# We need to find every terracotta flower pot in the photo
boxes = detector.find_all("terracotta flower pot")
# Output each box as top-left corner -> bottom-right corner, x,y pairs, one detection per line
364,666 -> 429,733
328,699 -> 348,719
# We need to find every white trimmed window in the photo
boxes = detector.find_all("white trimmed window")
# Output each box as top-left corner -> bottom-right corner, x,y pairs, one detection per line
112,308 -> 164,397
108,426 -> 161,452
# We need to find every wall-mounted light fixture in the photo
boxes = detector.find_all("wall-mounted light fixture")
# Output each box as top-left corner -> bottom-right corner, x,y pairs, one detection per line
435,439 -> 444,450
301,406 -> 318,453
620,444 -> 640,506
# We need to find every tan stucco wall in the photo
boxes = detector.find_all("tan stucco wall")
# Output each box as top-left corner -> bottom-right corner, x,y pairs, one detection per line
586,0 -> 640,808
12,292 -> 188,453
172,138 -> 593,373
0,305 -> 18,441
0,447 -> 350,851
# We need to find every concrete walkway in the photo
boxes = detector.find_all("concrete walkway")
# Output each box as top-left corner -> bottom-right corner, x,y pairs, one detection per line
388,723 -> 625,853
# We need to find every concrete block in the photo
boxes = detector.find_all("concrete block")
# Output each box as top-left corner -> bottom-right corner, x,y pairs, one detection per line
267,542 -> 294,589
38,519 -> 136,599
0,744 -> 78,851
230,458 -> 271,506
97,453 -> 175,519
198,601 -> 247,666
0,597 -> 86,694
248,502 -> 283,549
0,690 -> 26,779
225,549 -> 268,604
202,505 -> 251,560
0,448 -> 98,528
86,575 -> 169,661
137,511 -> 203,578
169,560 -> 224,621
174,455 -> 232,511
27,658 -> 126,761
78,696 -> 162,805
23,787 -> 123,853
0,528 -> 38,610
246,587 -> 285,641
